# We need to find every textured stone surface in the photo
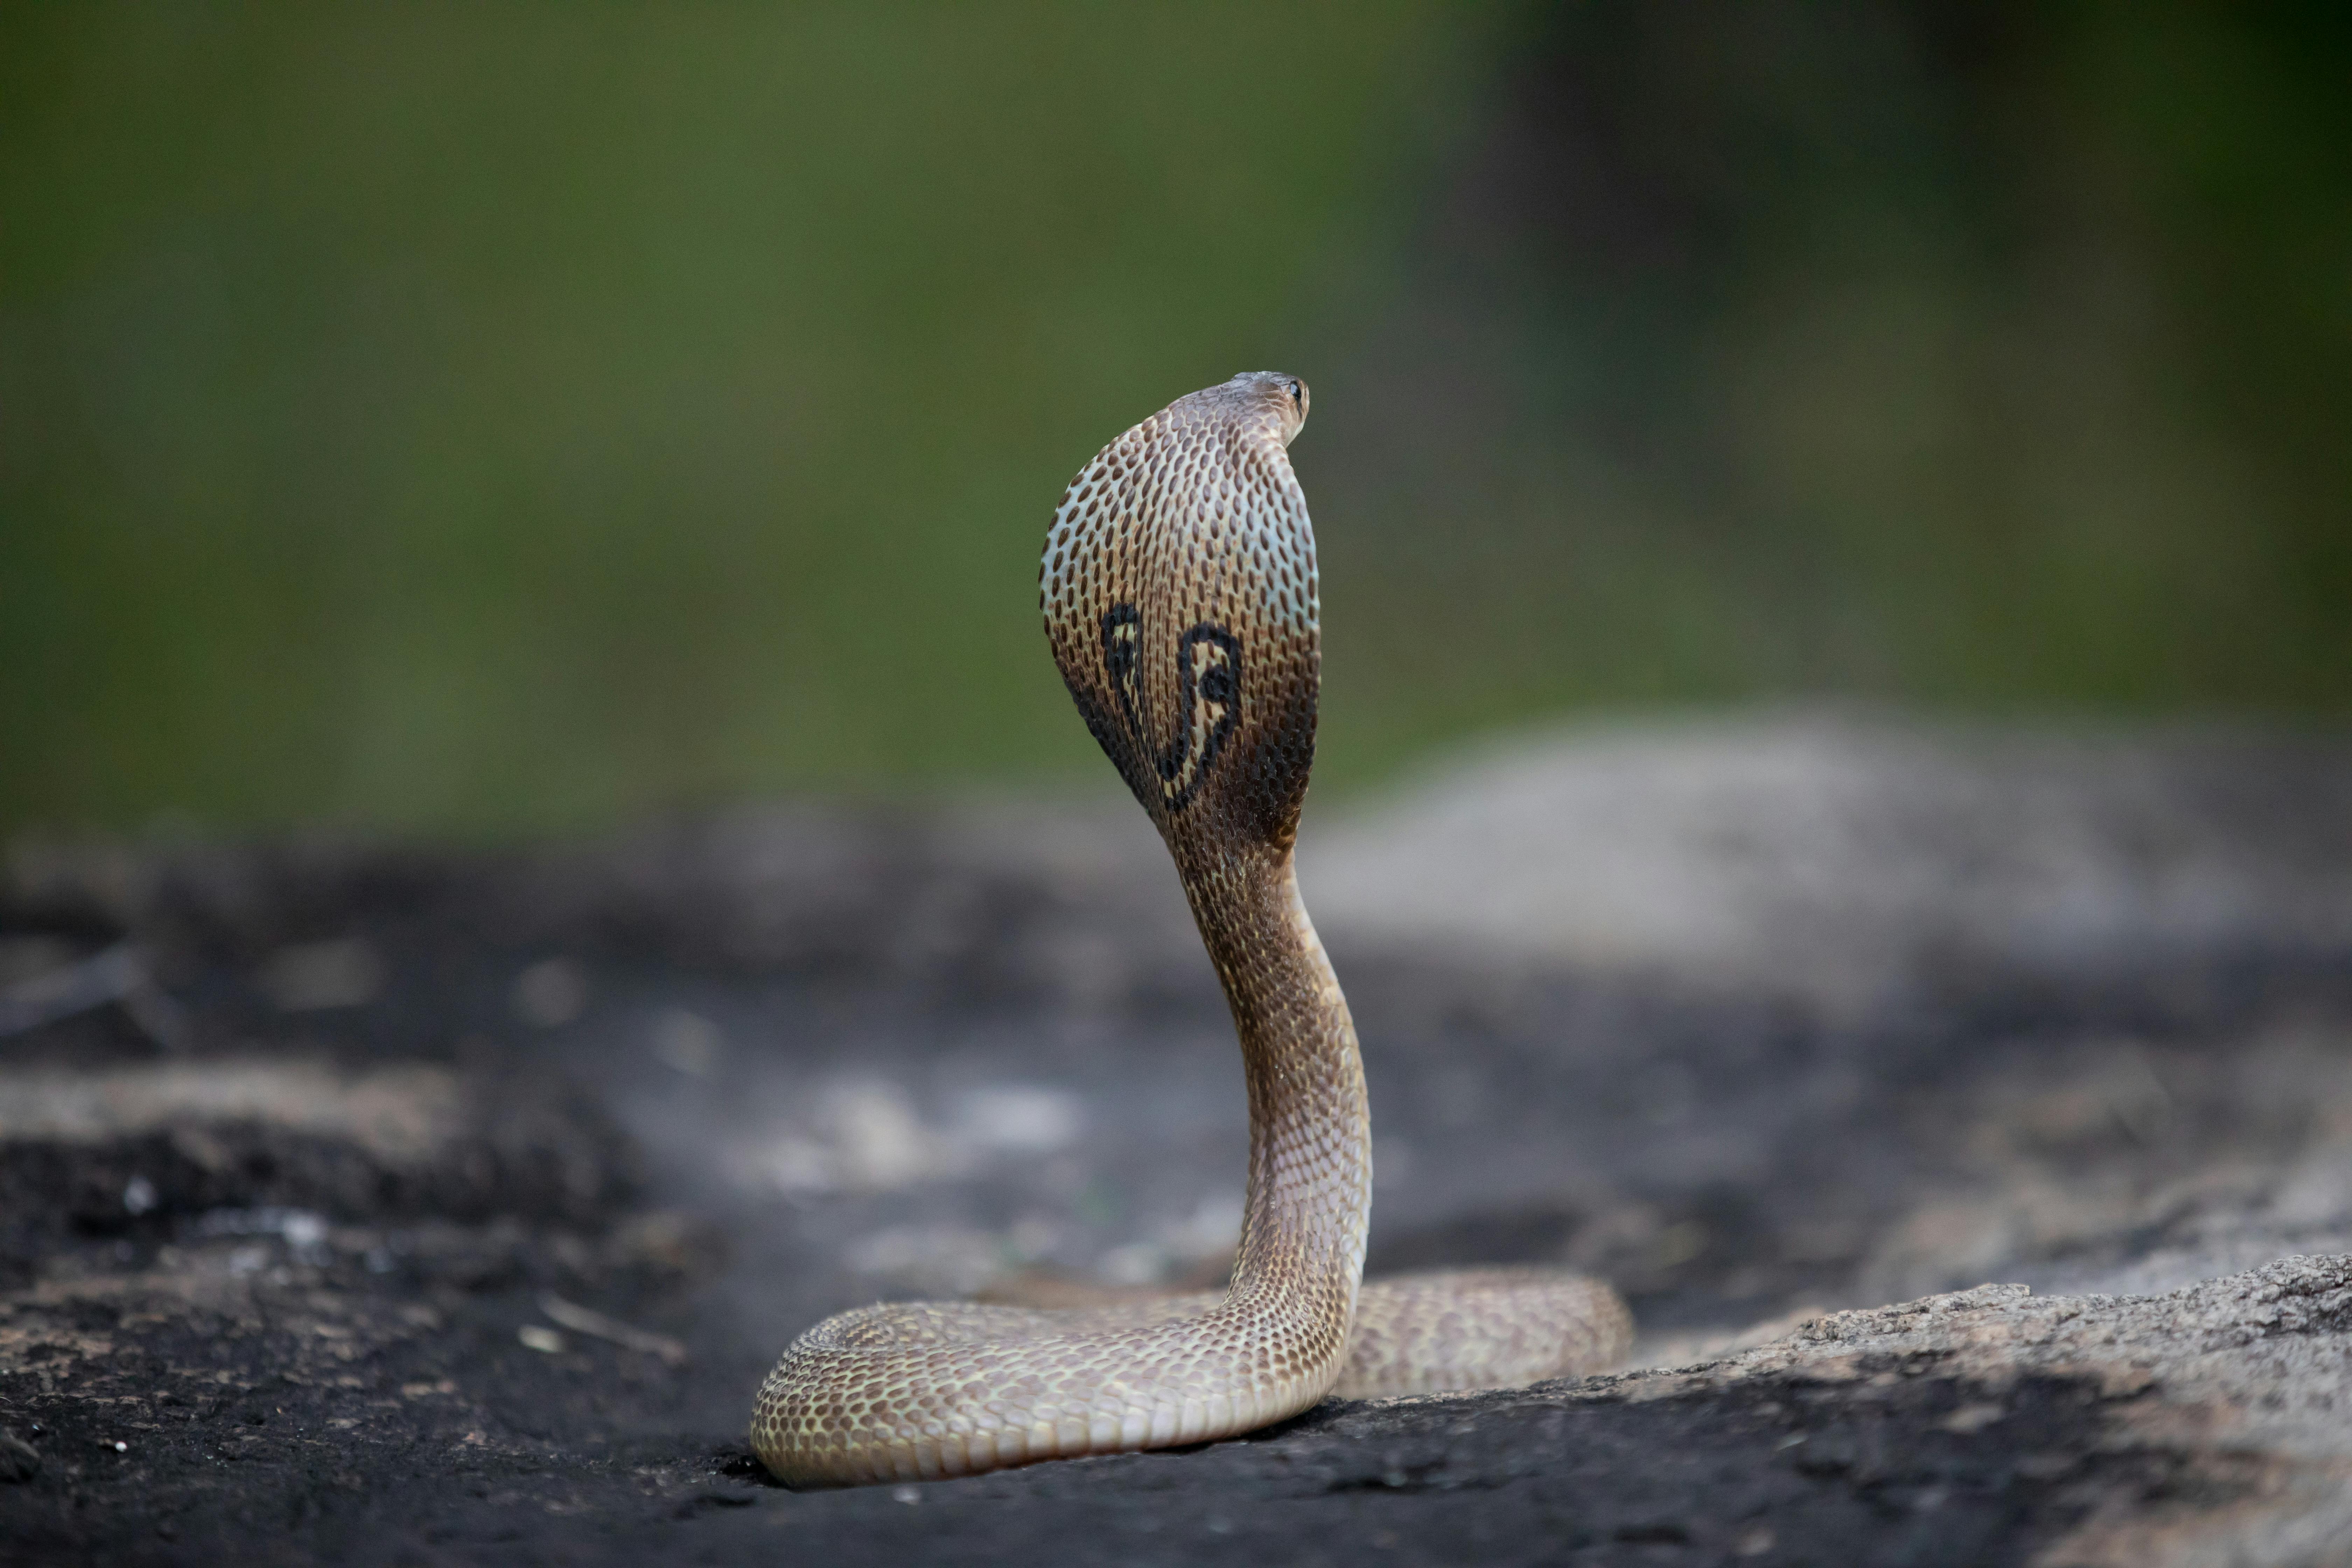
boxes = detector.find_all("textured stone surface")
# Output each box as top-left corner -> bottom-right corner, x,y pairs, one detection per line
1302,716 -> 2352,1009
6,720 -> 2352,1563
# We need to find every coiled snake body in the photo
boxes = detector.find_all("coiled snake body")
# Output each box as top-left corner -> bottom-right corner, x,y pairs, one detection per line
752,373 -> 1630,1487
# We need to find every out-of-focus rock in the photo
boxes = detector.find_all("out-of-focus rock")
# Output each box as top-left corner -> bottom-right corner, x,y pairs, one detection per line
0,1058 -> 637,1244
1300,714 -> 2352,1007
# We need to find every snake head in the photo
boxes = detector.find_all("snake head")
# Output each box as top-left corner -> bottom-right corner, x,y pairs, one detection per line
1238,370 -> 1310,447
1043,373 -> 1322,853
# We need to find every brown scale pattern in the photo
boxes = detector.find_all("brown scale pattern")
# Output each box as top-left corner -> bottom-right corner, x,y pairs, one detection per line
750,372 -> 1630,1488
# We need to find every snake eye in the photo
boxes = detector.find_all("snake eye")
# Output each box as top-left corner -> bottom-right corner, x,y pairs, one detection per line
1287,380 -> 1302,406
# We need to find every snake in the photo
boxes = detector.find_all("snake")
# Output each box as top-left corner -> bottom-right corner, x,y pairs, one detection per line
751,372 -> 1631,1487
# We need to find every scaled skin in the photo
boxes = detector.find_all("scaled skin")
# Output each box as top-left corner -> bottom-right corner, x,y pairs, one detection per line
750,374 -> 1627,1488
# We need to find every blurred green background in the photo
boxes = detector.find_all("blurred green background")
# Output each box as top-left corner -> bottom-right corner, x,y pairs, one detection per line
4,2 -> 2346,840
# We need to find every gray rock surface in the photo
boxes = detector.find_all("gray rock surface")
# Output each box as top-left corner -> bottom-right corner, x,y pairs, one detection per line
5,716 -> 2352,1564
1302,714 -> 2352,1009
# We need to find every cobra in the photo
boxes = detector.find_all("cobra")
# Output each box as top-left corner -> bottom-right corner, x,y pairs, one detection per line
751,372 -> 1630,1487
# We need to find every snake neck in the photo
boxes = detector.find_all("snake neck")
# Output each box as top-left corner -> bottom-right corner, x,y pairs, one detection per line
1174,840 -> 1371,1331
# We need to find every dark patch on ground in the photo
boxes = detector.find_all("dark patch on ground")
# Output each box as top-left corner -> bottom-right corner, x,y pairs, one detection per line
2,1351 -> 2218,1568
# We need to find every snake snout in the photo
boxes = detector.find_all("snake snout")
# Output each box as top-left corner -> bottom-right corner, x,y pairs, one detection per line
1227,370 -> 1310,444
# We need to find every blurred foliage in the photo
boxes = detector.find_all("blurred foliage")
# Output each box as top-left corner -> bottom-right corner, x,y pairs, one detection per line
2,2 -> 2345,839
1310,0 -> 2352,776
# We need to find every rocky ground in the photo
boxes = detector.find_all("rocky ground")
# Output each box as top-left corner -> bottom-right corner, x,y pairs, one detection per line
5,716 -> 2352,1566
